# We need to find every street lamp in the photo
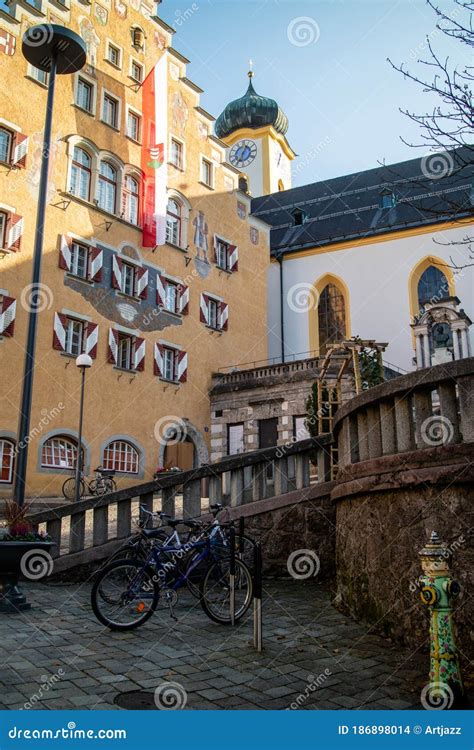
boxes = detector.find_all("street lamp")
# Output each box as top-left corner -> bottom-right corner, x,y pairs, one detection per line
14,26 -> 86,506
74,353 -> 92,504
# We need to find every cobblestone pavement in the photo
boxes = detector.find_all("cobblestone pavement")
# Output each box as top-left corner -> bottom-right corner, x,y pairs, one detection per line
0,580 -> 428,710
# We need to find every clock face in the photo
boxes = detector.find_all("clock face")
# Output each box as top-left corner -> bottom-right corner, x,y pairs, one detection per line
229,139 -> 257,168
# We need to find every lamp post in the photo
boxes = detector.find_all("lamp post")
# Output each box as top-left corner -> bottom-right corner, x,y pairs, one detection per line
14,25 -> 86,506
74,353 -> 92,504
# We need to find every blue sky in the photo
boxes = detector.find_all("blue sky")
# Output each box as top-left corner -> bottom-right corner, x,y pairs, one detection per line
159,0 -> 467,185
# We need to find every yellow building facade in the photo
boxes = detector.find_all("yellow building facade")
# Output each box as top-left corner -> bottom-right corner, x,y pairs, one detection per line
0,0 -> 270,500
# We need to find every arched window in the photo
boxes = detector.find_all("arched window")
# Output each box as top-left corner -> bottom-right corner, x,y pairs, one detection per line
70,146 -> 92,201
103,440 -> 139,474
318,283 -> 346,354
166,198 -> 181,246
123,175 -> 140,225
98,161 -> 117,214
41,436 -> 82,470
417,265 -> 449,310
0,438 -> 15,483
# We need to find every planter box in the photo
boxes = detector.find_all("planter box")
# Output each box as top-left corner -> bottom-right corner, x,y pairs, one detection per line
0,541 -> 54,613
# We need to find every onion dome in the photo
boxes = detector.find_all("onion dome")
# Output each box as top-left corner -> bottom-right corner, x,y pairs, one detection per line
215,70 -> 289,140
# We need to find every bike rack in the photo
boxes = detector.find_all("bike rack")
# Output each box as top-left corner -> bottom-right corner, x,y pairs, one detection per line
229,522 -> 236,627
253,542 -> 263,652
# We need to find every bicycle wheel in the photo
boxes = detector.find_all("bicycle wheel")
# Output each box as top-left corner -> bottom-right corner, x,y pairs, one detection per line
62,477 -> 85,501
184,549 -> 209,598
106,478 -> 117,493
91,559 -> 159,630
200,558 -> 253,625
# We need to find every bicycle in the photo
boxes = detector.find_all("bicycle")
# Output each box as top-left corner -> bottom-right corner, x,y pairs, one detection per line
90,521 -> 253,630
62,466 -> 117,501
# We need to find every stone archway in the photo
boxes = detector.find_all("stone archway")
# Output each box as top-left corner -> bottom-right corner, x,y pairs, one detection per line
157,419 -> 209,469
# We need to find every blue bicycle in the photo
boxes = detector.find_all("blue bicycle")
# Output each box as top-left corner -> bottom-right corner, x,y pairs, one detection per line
91,526 -> 253,630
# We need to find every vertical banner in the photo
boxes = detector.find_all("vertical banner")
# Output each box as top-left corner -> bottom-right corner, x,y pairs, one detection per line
142,51 -> 168,248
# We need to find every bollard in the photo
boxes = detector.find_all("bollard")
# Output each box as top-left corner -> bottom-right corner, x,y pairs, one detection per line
418,531 -> 465,709
253,542 -> 262,652
229,523 -> 235,626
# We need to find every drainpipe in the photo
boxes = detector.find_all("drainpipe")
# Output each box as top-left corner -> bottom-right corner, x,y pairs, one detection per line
276,251 -> 285,363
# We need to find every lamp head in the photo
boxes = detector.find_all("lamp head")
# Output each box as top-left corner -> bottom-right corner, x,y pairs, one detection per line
76,354 -> 93,369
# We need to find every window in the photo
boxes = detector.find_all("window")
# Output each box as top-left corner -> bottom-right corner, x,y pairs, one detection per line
98,161 -> 117,213
165,281 -> 178,313
107,43 -> 121,68
380,190 -> 396,208
163,346 -> 177,382
117,333 -> 133,370
228,424 -> 244,455
318,283 -> 346,354
293,416 -> 310,440
216,239 -> 231,271
41,436 -> 80,470
121,262 -> 136,296
201,158 -> 213,187
126,110 -> 141,142
208,297 -> 219,329
130,60 -> 143,83
0,211 -> 6,247
65,318 -> 85,356
0,128 -> 12,164
76,77 -> 93,113
166,198 -> 181,246
0,439 -> 15,483
30,66 -> 48,86
102,93 -> 119,129
292,208 -> 306,226
417,266 -> 449,309
123,175 -> 139,225
70,146 -> 91,201
170,138 -> 183,169
70,241 -> 89,279
103,440 -> 139,474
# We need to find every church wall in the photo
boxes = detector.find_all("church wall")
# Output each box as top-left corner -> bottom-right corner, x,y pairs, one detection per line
277,222 -> 473,372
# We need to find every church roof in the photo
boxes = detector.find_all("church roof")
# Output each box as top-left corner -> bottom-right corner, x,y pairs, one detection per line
251,148 -> 474,255
215,74 -> 289,140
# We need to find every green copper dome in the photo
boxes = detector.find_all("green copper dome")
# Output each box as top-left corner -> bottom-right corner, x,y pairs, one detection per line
215,74 -> 289,139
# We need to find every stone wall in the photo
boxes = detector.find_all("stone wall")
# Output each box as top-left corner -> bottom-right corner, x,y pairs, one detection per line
334,453 -> 474,660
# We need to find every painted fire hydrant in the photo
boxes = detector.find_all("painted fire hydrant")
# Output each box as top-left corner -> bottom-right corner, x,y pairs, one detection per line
418,531 -> 465,709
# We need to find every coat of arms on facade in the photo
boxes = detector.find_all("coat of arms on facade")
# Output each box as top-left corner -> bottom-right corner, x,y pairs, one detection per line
250,227 -> 259,245
94,3 -> 108,26
114,0 -> 127,19
0,28 -> 16,57
237,201 -> 246,220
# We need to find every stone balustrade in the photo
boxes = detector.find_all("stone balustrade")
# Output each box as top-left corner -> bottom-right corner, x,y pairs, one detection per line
28,435 -> 332,568
333,357 -> 474,469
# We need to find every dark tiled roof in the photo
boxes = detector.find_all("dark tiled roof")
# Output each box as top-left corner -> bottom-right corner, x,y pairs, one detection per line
251,149 -> 474,255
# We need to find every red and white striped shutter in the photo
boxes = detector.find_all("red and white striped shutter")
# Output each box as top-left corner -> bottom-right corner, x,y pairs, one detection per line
156,272 -> 166,306
12,134 -> 29,168
111,255 -> 122,289
88,246 -> 103,282
0,296 -> 16,337
134,336 -> 145,371
177,350 -> 188,383
229,244 -> 239,272
154,342 -> 164,377
85,322 -> 99,359
179,284 -> 189,314
58,235 -> 72,270
136,267 -> 148,299
200,293 -> 209,324
7,214 -> 24,251
53,312 -> 68,351
219,302 -> 229,331
108,328 -> 119,364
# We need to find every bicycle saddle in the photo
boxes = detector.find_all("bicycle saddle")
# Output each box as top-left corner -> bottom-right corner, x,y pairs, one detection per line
142,528 -> 168,539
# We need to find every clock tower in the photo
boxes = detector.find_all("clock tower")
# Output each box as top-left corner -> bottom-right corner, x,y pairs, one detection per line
215,69 -> 296,197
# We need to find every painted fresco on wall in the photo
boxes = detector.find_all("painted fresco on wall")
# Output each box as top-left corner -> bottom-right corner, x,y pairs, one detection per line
172,91 -> 189,135
26,132 -> 61,203
79,16 -> 100,67
192,210 -> 211,278
114,0 -> 127,19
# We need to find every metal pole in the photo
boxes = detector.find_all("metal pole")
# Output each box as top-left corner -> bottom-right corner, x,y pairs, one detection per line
238,516 -> 244,556
253,542 -> 262,652
13,56 -> 57,506
74,366 -> 86,503
229,522 -> 235,626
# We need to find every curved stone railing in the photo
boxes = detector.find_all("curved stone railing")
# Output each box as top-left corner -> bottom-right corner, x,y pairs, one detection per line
333,357 -> 474,474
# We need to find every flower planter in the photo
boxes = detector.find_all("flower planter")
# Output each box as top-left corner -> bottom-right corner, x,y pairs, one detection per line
0,541 -> 54,614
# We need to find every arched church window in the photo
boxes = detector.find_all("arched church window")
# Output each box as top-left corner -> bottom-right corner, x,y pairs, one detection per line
318,283 -> 346,353
417,265 -> 449,310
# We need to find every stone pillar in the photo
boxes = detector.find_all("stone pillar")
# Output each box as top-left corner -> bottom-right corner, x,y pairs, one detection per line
460,328 -> 469,359
415,334 -> 424,369
379,400 -> 396,455
458,375 -> 474,442
414,389 -> 433,448
438,382 -> 460,444
230,468 -> 244,507
423,333 -> 431,368
394,394 -> 414,452
452,328 -> 461,360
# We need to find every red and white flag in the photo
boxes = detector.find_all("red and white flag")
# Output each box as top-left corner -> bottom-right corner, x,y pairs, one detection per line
142,51 -> 168,248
